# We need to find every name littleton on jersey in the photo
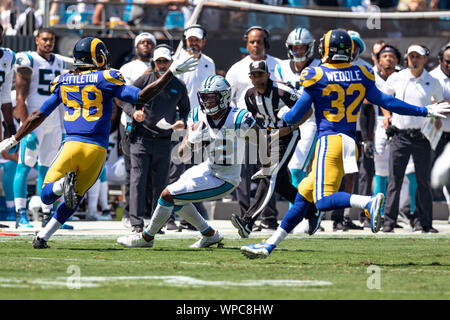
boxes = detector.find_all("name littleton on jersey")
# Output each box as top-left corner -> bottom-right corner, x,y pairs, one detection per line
62,73 -> 99,85
325,70 -> 362,82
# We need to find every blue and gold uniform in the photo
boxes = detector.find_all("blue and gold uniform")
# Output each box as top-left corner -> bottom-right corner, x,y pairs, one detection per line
39,68 -> 140,196
283,61 -> 428,210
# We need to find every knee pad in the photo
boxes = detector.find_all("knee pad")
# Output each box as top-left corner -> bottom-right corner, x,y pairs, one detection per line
19,132 -> 39,167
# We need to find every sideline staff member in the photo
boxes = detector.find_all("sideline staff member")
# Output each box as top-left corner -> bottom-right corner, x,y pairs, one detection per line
123,45 -> 190,233
382,44 -> 443,233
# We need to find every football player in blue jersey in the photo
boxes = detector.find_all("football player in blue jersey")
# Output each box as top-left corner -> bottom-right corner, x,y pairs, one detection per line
0,37 -> 198,248
240,29 -> 450,259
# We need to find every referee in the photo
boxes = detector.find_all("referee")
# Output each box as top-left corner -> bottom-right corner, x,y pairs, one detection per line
231,60 -> 311,238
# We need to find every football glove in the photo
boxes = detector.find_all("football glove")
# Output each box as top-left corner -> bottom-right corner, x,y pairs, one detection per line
0,135 -> 18,153
187,121 -> 207,144
426,102 -> 450,118
169,56 -> 199,76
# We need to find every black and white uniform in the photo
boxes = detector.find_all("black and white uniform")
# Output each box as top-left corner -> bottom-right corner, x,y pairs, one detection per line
240,79 -> 300,224
167,106 -> 255,205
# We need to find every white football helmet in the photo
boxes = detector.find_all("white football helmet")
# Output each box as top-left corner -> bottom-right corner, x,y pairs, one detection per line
197,75 -> 231,116
285,28 -> 315,62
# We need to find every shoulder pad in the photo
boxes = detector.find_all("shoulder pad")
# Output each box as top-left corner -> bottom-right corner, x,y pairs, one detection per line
15,51 -> 33,70
50,75 -> 62,94
103,69 -> 126,86
358,64 -> 375,82
299,66 -> 323,88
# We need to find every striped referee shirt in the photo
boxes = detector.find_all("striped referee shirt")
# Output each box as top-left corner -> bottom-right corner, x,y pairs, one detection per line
244,79 -> 299,129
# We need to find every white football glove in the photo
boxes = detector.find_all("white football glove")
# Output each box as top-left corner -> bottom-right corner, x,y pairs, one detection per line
0,135 -> 18,153
276,106 -> 290,119
426,102 -> 450,118
169,56 -> 199,76
187,122 -> 207,144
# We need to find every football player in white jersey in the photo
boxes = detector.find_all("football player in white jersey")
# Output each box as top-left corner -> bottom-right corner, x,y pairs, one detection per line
117,75 -> 256,248
13,28 -> 67,228
0,24 -> 18,221
274,28 -> 320,203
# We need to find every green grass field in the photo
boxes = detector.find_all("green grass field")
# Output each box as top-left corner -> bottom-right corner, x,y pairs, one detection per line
0,233 -> 449,300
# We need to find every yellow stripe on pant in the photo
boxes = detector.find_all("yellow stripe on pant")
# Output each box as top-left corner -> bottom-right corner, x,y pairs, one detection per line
298,134 -> 356,204
43,141 -> 107,196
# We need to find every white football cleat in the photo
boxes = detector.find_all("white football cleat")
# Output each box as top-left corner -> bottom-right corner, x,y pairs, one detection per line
117,233 -> 153,247
190,230 -> 223,248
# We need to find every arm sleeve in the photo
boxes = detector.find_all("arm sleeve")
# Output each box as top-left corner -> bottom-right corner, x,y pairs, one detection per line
282,88 -> 314,125
121,102 -> 136,118
39,93 -> 63,117
366,84 -> 428,117
113,84 -> 141,104
359,103 -> 375,141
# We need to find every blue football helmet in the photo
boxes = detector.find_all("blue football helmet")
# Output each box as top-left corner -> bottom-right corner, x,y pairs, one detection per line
73,37 -> 109,68
318,29 -> 354,63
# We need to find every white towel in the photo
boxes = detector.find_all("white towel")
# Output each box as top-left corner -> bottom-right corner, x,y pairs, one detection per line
339,133 -> 359,174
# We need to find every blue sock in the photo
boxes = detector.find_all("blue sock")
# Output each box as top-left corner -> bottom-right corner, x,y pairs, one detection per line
13,163 -> 31,199
374,175 -> 387,216
316,192 -> 351,212
2,161 -> 17,202
53,196 -> 82,225
37,165 -> 49,197
41,182 -> 61,205
406,172 -> 417,214
280,193 -> 311,233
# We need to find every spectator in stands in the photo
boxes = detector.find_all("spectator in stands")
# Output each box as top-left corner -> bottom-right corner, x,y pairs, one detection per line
430,0 -> 450,9
382,44 -> 443,233
312,0 -> 339,6
127,0 -> 188,35
15,0 -> 42,35
398,0 -> 427,11
92,0 -> 127,27
0,0 -> 18,35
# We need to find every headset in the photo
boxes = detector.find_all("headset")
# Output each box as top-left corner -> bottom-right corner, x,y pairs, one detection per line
150,44 -> 174,69
243,26 -> 270,49
438,43 -> 450,61
182,24 -> 207,49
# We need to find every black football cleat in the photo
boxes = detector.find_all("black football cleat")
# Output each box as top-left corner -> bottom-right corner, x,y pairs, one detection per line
33,236 -> 50,249
63,172 -> 78,210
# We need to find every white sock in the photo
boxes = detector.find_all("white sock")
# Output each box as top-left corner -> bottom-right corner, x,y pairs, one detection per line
265,227 -> 288,246
175,203 -> 209,233
144,203 -> 173,237
99,181 -> 109,210
52,177 -> 65,196
343,207 -> 351,218
14,197 -> 27,211
350,195 -> 372,209
37,217 -> 62,241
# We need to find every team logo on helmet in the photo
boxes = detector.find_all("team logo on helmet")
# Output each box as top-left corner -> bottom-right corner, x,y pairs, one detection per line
319,29 -> 353,63
73,37 -> 109,68
197,75 -> 231,116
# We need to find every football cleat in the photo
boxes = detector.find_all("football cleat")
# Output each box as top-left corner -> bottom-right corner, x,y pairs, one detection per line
308,211 -> 325,235
63,172 -> 78,210
117,233 -> 154,247
230,214 -> 252,238
16,209 -> 33,229
364,193 -> 385,233
32,236 -> 50,249
190,230 -> 223,248
241,241 -> 276,259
